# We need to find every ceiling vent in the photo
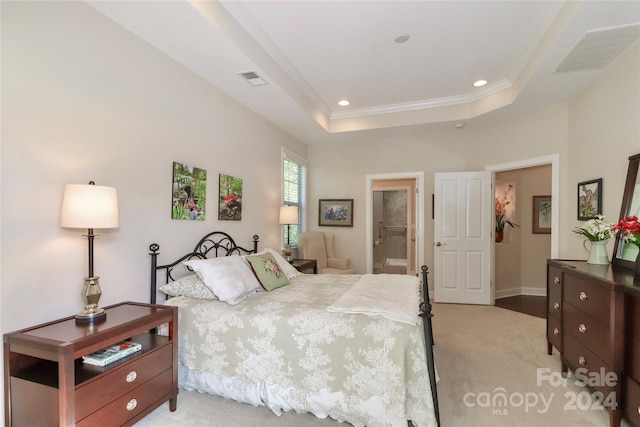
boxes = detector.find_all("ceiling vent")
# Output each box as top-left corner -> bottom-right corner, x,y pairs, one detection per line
553,23 -> 640,74
238,71 -> 268,86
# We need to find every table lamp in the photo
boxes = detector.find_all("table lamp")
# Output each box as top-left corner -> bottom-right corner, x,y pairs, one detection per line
279,206 -> 298,261
61,181 -> 119,322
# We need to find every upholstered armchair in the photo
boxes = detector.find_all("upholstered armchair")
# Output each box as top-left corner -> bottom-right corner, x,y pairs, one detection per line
297,231 -> 355,274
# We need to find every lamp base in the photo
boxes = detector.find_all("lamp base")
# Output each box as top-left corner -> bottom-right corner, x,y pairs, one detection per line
75,306 -> 107,323
76,276 -> 107,323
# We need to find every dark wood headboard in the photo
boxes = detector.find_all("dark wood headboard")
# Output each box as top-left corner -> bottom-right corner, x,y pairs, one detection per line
148,232 -> 259,304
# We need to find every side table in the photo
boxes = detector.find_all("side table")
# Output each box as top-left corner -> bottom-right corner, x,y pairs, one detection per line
3,301 -> 178,427
291,259 -> 317,274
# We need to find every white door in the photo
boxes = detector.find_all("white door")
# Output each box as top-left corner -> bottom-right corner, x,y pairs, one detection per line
434,171 -> 493,304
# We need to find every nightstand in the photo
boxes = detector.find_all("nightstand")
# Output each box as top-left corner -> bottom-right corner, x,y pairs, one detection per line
291,259 -> 317,274
3,301 -> 178,427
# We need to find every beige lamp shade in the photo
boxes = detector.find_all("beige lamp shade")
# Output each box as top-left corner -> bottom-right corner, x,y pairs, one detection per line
61,184 -> 119,229
279,206 -> 298,225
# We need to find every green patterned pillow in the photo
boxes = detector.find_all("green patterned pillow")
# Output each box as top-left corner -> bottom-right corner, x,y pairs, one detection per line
245,253 -> 289,291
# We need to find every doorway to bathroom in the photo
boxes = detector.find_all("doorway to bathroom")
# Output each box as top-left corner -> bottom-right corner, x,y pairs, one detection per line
367,176 -> 420,276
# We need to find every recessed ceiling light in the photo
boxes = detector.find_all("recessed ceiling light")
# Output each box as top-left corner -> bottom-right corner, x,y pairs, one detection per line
473,80 -> 488,87
338,100 -> 350,106
394,34 -> 410,44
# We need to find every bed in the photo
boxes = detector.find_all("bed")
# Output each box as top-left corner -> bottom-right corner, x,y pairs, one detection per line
149,231 -> 439,427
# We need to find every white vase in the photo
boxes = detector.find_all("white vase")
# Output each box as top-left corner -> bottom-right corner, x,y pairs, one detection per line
583,240 -> 610,265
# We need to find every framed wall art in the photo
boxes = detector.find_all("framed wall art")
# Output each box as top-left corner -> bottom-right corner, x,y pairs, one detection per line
319,199 -> 353,227
577,178 -> 602,221
172,161 -> 206,220
218,174 -> 242,221
532,195 -> 551,234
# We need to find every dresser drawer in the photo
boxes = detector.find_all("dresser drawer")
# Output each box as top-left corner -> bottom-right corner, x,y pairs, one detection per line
548,265 -> 562,311
564,334 -> 612,395
627,336 -> 640,382
76,343 -> 173,420
564,302 -> 610,364
564,274 -> 610,326
547,314 -> 561,351
76,368 -> 173,427
622,374 -> 640,427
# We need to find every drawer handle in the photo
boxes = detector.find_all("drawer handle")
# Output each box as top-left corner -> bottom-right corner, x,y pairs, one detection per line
553,328 -> 559,336
553,276 -> 560,285
554,302 -> 560,310
578,324 -> 587,334
126,399 -> 138,411
126,371 -> 137,383
637,406 -> 640,415
578,356 -> 586,366
579,292 -> 588,301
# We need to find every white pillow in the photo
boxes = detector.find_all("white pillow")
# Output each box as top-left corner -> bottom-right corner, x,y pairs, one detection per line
257,248 -> 301,279
183,256 -> 262,305
159,273 -> 217,300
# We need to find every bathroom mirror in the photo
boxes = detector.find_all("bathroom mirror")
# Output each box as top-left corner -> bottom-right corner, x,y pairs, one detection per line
612,153 -> 640,268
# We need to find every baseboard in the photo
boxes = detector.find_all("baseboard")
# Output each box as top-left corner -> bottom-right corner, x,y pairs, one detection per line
495,287 -> 546,299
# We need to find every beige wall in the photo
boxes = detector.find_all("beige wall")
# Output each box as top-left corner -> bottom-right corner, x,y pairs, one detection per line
1,2 -> 307,332
494,166 -> 552,297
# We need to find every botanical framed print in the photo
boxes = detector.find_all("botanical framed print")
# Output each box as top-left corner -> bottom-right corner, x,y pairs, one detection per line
577,178 -> 602,221
319,199 -> 353,227
172,162 -> 206,220
532,195 -> 551,234
218,174 -> 242,221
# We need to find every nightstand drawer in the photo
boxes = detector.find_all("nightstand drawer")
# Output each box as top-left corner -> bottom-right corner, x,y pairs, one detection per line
564,302 -> 610,364
76,343 -> 173,420
76,368 -> 173,427
564,275 -> 610,326
547,314 -> 561,351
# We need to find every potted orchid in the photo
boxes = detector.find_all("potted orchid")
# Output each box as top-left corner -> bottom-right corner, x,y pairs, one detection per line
495,184 -> 519,242
573,215 -> 617,265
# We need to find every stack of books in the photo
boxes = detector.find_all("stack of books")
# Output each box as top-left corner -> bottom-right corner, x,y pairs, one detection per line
82,341 -> 142,367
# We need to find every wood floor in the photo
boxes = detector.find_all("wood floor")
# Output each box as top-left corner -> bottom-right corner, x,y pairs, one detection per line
495,295 -> 546,319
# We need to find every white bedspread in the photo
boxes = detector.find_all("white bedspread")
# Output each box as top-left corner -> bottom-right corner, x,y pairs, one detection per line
163,273 -> 436,427
327,273 -> 419,325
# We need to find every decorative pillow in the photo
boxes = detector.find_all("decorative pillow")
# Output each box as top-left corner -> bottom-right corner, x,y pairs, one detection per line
158,273 -> 217,300
255,248 -> 301,279
245,252 -> 289,291
183,256 -> 262,305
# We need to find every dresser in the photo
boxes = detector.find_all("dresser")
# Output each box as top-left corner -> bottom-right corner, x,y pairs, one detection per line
3,301 -> 178,426
547,260 -> 640,427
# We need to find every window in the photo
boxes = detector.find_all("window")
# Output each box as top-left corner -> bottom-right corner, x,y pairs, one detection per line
282,148 -> 307,247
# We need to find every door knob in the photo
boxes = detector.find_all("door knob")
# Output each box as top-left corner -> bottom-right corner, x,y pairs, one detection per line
435,242 -> 445,247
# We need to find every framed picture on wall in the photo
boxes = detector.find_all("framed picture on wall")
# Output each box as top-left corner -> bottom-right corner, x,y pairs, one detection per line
319,199 -> 353,227
532,195 -> 551,234
577,178 -> 602,221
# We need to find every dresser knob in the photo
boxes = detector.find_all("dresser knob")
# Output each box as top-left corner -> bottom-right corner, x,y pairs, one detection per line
554,302 -> 560,310
578,324 -> 587,333
553,328 -> 559,336
554,276 -> 560,285
126,399 -> 137,411
126,371 -> 137,383
579,292 -> 588,301
637,406 -> 640,415
578,356 -> 587,366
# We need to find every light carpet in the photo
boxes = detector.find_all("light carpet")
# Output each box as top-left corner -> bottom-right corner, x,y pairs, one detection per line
134,303 -> 627,427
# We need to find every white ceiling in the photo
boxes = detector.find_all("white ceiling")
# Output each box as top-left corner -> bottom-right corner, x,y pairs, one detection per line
87,1 -> 640,145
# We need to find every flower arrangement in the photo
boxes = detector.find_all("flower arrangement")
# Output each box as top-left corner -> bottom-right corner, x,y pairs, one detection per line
613,215 -> 640,247
495,184 -> 519,232
572,215 -> 617,241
